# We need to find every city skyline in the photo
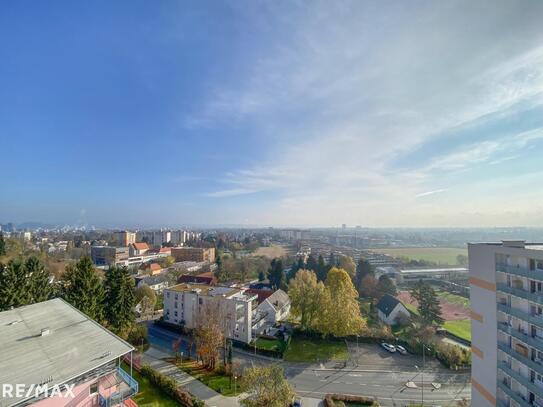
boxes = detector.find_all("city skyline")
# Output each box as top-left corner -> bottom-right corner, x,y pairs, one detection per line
2,1 -> 543,228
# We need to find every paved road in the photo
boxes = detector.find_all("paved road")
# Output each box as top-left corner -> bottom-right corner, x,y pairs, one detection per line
147,323 -> 471,406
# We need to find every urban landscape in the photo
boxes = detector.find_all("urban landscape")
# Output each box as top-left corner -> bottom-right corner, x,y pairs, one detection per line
2,1 -> 543,407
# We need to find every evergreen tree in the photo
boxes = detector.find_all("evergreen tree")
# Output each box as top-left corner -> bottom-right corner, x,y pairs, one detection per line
376,274 -> 397,299
268,258 -> 285,290
60,257 -> 105,321
316,255 -> 327,281
258,270 -> 266,281
287,257 -> 304,282
25,256 -> 52,303
306,255 -> 318,273
327,252 -> 337,267
104,266 -> 136,334
0,260 -> 29,310
355,258 -> 374,294
410,280 -> 443,326
0,232 -> 6,256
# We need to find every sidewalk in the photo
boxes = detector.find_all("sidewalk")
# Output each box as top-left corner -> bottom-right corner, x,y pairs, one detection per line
142,347 -> 242,407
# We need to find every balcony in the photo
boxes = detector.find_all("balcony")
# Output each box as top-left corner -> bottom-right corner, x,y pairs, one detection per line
498,303 -> 543,330
497,263 -> 543,283
498,322 -> 543,352
499,360 -> 542,396
497,284 -> 543,307
497,380 -> 531,407
98,367 -> 139,407
498,342 -> 543,377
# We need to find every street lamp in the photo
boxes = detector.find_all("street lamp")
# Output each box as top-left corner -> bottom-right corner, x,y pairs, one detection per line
234,375 -> 237,395
415,344 -> 430,406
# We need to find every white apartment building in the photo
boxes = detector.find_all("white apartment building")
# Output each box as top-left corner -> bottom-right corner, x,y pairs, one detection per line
469,241 -> 543,407
162,284 -> 257,343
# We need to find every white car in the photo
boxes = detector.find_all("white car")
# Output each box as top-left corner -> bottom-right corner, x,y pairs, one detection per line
381,342 -> 396,353
396,345 -> 407,355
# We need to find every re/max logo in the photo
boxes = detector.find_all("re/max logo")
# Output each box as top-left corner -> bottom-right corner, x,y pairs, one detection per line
1,383 -> 76,399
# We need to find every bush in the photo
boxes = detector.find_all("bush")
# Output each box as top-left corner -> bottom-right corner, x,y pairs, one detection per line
127,324 -> 148,347
324,394 -> 377,407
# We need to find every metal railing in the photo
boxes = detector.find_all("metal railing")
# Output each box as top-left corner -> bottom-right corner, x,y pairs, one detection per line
499,360 -> 543,396
498,323 -> 543,352
498,342 -> 543,377
496,263 -> 543,282
497,303 -> 543,330
497,284 -> 543,307
497,380 -> 531,407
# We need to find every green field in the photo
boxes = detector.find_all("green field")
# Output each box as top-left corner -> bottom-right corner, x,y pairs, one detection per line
284,337 -> 349,363
121,364 -> 178,407
435,290 -> 470,308
255,337 -> 287,352
370,247 -> 467,265
443,320 -> 471,341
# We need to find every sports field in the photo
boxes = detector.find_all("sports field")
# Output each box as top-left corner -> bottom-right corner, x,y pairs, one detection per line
370,247 -> 467,265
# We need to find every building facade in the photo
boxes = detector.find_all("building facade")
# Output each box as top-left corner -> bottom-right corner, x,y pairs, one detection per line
90,246 -> 129,267
469,241 -> 543,407
163,284 -> 256,343
171,247 -> 215,263
114,231 -> 136,247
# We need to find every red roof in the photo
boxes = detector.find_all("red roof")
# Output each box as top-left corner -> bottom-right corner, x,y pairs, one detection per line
133,242 -> 149,250
246,288 -> 274,304
178,272 -> 217,285
149,263 -> 162,271
159,247 -> 171,254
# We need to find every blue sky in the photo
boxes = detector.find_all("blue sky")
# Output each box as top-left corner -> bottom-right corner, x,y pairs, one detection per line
2,1 -> 543,228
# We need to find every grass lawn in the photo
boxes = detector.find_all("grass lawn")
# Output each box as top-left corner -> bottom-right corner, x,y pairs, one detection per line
169,359 -> 240,396
284,337 -> 349,363
121,363 -> 178,407
370,247 -> 467,266
403,302 -> 419,315
255,337 -> 286,352
435,290 -> 469,308
443,319 -> 471,341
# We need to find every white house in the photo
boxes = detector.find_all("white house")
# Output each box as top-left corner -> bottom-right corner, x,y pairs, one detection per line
376,294 -> 409,325
135,275 -> 169,293
256,289 -> 290,325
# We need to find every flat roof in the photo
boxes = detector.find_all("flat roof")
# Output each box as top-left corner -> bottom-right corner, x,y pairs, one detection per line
0,298 -> 134,406
167,283 -> 249,299
399,267 -> 468,274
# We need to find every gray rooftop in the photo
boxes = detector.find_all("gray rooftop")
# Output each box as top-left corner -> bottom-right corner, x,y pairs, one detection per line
0,298 -> 134,406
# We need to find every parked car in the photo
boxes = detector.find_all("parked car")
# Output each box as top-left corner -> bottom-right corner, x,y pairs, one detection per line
291,399 -> 302,407
396,345 -> 407,355
381,342 -> 396,353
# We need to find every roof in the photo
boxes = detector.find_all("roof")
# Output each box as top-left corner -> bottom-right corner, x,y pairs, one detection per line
376,294 -> 404,317
246,288 -> 274,304
167,283 -> 242,298
398,267 -> 468,274
149,263 -> 162,271
0,298 -> 133,406
264,289 -> 290,311
132,242 -> 149,250
138,275 -> 168,286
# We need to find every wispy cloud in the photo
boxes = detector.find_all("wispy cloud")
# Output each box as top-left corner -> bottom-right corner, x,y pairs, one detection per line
416,189 -> 448,198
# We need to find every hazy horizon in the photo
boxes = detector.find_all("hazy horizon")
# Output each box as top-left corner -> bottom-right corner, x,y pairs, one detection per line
2,1 -> 543,227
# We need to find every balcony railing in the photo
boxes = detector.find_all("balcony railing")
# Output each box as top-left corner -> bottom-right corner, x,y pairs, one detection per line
497,284 -> 543,307
498,342 -> 543,377
497,303 -> 543,330
99,367 -> 138,407
497,380 -> 531,407
497,263 -> 543,282
499,360 -> 542,396
498,323 -> 543,353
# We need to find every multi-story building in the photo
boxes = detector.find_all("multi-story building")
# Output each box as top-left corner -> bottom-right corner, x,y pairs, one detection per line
170,230 -> 187,246
113,231 -> 136,247
171,247 -> 215,263
162,283 -> 257,343
0,298 -> 137,407
469,241 -> 543,407
90,246 -> 129,267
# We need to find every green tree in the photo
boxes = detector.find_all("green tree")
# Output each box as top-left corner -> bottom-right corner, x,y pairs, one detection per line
287,257 -> 304,281
25,256 -> 52,303
355,258 -> 374,294
60,257 -> 105,321
376,274 -> 397,298
135,284 -> 157,315
288,270 -> 327,331
104,266 -> 136,334
338,255 -> 356,279
268,258 -> 285,290
242,365 -> 295,407
0,233 -> 6,256
410,280 -> 443,326
316,255 -> 327,281
318,267 -> 366,337
456,254 -> 468,266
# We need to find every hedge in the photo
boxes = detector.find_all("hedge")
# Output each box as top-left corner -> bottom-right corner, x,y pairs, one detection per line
324,394 -> 378,407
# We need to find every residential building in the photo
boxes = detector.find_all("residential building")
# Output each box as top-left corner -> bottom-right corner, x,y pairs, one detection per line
170,230 -> 188,246
90,246 -> 129,267
135,274 -> 169,293
254,289 -> 290,325
171,247 -> 215,263
145,262 -> 163,275
0,298 -> 137,407
395,267 -> 469,284
129,242 -> 149,256
376,294 -> 409,325
469,241 -> 543,407
178,271 -> 217,285
163,284 -> 257,343
114,231 -> 136,247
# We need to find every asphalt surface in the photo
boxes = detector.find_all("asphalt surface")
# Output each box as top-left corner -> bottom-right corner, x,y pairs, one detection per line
147,323 -> 471,407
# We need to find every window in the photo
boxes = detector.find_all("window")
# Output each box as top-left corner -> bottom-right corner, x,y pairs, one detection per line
174,311 -> 178,317
166,292 -> 170,298
174,301 -> 178,308
90,382 -> 98,394
199,298 -> 203,305
175,294 -> 178,300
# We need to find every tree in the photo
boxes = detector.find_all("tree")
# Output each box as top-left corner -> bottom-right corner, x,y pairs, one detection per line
135,284 -> 157,316
287,257 -> 304,281
0,256 -> 52,311
359,274 -> 378,299
355,258 -> 374,294
376,274 -> 397,298
338,255 -> 356,279
318,267 -> 366,337
0,233 -> 6,256
316,255 -> 327,281
268,258 -> 285,290
60,257 -> 105,321
258,270 -> 266,281
456,254 -> 468,267
242,365 -> 295,407
410,280 -> 443,326
195,302 -> 224,370
104,266 -> 136,334
288,270 -> 327,331
305,255 -> 318,273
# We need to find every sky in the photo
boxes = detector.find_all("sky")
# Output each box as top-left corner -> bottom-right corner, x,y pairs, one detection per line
2,1 -> 543,228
